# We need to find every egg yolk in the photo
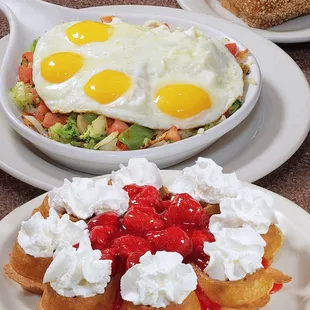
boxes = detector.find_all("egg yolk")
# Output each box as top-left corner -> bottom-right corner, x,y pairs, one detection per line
84,70 -> 131,104
41,52 -> 83,83
66,21 -> 113,45
155,84 -> 212,119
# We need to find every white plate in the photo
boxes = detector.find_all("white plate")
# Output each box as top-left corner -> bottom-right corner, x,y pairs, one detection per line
177,0 -> 310,43
0,2 -> 262,174
0,5 -> 310,191
0,170 -> 310,310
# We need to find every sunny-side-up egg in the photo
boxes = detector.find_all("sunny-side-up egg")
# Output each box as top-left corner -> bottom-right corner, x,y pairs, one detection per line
32,19 -> 244,129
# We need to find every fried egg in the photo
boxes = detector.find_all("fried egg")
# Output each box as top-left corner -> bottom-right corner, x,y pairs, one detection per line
32,19 -> 243,129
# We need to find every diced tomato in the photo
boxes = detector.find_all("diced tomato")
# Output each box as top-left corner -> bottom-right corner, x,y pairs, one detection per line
101,16 -> 114,23
225,43 -> 237,56
33,104 -> 51,122
163,23 -> 170,29
107,117 -> 114,127
236,49 -> 249,60
107,119 -> 129,135
116,140 -> 129,151
42,112 -> 67,128
165,126 -> 181,142
22,52 -> 34,63
31,88 -> 41,105
29,71 -> 33,85
18,66 -> 33,84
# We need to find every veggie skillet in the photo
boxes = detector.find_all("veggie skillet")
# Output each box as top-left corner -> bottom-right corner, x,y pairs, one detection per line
11,18 -> 249,152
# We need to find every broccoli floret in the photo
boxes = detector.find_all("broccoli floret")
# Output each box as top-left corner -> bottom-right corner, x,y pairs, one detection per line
48,123 -> 71,144
30,37 -> 40,53
48,114 -> 79,142
83,139 -> 97,149
204,122 -> 215,131
48,123 -> 63,141
10,82 -> 33,110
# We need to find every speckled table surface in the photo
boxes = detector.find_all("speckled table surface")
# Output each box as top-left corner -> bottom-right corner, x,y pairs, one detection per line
0,0 -> 309,219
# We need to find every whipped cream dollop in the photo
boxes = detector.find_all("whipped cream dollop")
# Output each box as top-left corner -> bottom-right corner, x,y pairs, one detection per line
121,251 -> 197,308
43,232 -> 112,298
168,158 -> 242,204
210,187 -> 278,235
111,158 -> 163,190
204,226 -> 266,281
17,208 -> 87,258
48,178 -> 129,219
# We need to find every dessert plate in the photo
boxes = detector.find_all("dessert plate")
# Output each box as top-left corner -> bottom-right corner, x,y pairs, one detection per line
0,171 -> 310,310
177,0 -> 310,43
0,5 -> 310,190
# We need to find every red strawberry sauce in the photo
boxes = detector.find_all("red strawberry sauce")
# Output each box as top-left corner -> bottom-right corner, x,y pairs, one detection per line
270,283 -> 283,294
195,285 -> 221,310
261,257 -> 283,295
88,184 -> 218,309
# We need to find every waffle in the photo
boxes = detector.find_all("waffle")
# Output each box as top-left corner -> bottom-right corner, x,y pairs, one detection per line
37,277 -> 119,310
32,195 -> 79,222
4,241 -> 52,294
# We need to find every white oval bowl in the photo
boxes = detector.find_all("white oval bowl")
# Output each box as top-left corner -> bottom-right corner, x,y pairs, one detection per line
0,1 -> 261,174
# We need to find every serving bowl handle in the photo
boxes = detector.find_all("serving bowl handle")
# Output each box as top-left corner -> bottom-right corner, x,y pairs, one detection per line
0,0 -> 44,24
0,0 -> 76,36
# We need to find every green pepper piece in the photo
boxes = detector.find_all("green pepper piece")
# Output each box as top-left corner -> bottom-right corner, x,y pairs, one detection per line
70,141 -> 85,147
83,113 -> 98,125
118,124 -> 156,150
228,100 -> 242,116
30,37 -> 40,53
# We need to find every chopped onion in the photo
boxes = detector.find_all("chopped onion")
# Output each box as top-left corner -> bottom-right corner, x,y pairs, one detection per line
179,129 -> 195,139
99,138 -> 117,151
197,128 -> 205,135
245,77 -> 257,86
95,131 -> 119,150
23,115 -> 48,137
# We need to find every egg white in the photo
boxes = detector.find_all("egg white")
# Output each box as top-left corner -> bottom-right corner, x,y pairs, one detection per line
33,20 -> 243,129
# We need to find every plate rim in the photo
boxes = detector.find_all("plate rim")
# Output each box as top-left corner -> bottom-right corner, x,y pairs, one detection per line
0,5 -> 309,190
177,0 -> 310,43
1,170 -> 310,309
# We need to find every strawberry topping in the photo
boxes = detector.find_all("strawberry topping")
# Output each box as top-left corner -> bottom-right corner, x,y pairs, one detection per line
123,184 -> 144,200
89,189 -> 212,268
162,193 -> 209,228
89,226 -> 111,250
111,235 -> 152,259
146,227 -> 192,257
190,230 -> 215,255
100,248 -> 117,275
88,211 -> 120,231
126,250 -> 147,270
122,206 -> 165,233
